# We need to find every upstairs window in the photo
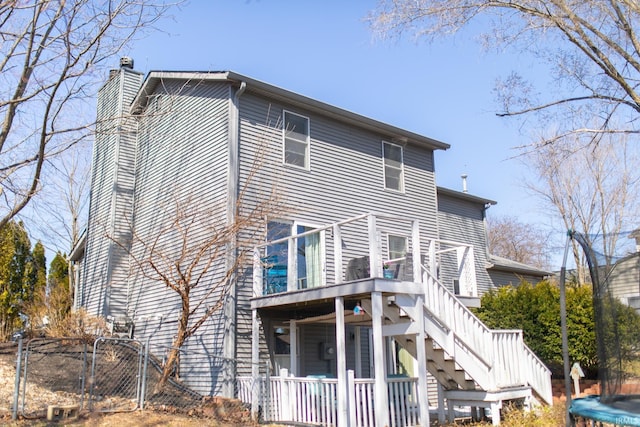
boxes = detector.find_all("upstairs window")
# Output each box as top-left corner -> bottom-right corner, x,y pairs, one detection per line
383,141 -> 404,192
283,111 -> 310,169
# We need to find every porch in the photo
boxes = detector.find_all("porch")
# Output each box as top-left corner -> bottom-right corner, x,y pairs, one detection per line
238,370 -> 421,427
247,213 -> 552,427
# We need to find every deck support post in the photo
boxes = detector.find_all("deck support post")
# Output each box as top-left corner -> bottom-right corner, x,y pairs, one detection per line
415,295 -> 430,426
335,296 -> 349,427
251,307 -> 260,420
437,382 -> 446,424
371,291 -> 389,427
289,319 -> 298,376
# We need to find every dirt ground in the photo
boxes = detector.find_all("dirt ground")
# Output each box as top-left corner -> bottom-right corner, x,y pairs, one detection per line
0,341 -> 268,426
2,411 -> 260,426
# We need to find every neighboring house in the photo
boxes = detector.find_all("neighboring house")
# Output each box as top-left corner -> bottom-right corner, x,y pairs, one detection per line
603,229 -> 640,314
74,59 -> 552,426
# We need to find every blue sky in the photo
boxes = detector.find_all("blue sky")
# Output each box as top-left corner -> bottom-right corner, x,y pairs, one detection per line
123,1 -> 559,258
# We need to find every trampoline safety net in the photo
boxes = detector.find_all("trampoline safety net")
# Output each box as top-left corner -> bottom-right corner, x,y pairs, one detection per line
571,230 -> 640,416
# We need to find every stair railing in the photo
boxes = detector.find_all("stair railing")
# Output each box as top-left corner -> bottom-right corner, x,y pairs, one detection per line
419,262 -> 552,402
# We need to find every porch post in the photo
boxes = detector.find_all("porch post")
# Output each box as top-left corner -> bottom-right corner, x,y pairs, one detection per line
415,295 -> 430,426
335,296 -> 349,427
368,214 -> 381,277
333,224 -> 343,284
289,320 -> 298,376
354,326 -> 362,378
411,219 -> 422,284
251,247 -> 262,419
371,291 -> 389,427
251,307 -> 260,419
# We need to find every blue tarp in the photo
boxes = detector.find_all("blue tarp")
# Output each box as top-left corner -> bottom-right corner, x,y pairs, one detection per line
570,395 -> 640,426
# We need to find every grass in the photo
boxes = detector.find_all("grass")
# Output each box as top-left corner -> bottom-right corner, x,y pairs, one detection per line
436,402 -> 567,426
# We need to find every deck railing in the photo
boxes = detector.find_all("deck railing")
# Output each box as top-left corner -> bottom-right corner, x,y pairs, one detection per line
253,213 -> 424,298
237,370 -> 421,427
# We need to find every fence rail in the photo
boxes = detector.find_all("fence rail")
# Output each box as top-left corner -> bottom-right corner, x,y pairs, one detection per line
237,369 -> 421,427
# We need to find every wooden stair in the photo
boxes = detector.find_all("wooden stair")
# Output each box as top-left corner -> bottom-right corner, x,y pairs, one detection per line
362,284 -> 553,426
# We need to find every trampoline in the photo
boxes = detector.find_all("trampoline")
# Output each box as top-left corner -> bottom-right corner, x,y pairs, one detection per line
570,395 -> 640,426
563,230 -> 640,427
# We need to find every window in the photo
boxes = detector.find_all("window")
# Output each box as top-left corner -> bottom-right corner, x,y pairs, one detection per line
283,111 -> 310,169
388,235 -> 407,261
382,141 -> 404,191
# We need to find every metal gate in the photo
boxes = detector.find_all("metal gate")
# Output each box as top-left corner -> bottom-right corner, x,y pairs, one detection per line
89,337 -> 144,412
14,337 -> 145,418
17,338 -> 89,418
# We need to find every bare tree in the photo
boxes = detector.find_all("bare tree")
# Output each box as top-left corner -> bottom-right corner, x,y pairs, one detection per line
368,0 -> 640,147
525,133 -> 640,279
108,131 -> 286,391
24,140 -> 91,252
487,215 -> 551,269
0,0 -> 181,229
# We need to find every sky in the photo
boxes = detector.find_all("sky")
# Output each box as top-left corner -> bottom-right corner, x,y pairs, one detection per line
119,1 -> 562,262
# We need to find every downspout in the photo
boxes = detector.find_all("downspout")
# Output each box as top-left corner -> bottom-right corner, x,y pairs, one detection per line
223,81 -> 246,397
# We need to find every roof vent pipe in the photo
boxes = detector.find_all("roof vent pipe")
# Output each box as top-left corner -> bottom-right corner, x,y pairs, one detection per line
120,57 -> 134,69
461,173 -> 468,193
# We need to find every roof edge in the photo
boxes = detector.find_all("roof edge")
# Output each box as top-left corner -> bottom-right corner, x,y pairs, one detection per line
130,70 -> 450,151
487,254 -> 552,276
437,186 -> 497,206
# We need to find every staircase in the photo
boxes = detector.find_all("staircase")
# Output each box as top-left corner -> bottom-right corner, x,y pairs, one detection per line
362,265 -> 553,423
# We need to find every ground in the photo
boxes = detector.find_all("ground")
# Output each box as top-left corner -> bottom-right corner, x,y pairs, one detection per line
0,341 -> 566,426
0,341 -> 263,426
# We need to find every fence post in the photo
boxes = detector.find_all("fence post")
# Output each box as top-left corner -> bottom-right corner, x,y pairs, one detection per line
140,337 -> 151,410
280,368 -> 290,420
80,341 -> 87,410
12,337 -> 22,420
264,360 -> 271,422
88,338 -> 102,411
347,369 -> 356,427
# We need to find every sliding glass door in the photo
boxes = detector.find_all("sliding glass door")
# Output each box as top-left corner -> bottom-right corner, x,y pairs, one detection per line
265,221 -> 325,292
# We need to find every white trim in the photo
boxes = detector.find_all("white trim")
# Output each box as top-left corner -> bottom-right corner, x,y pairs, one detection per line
282,110 -> 311,170
382,140 -> 405,192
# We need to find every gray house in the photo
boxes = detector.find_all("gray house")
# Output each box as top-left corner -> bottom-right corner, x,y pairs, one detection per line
74,60 -> 552,426
437,186 -> 550,292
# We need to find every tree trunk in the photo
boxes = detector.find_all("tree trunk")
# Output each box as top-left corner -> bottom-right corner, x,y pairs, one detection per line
154,305 -> 189,394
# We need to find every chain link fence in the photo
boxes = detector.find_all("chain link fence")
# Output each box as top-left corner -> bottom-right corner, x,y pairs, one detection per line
9,337 -> 266,424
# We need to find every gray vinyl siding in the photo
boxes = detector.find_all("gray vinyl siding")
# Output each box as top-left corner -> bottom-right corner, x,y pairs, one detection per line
488,269 -> 540,287
125,81 -> 232,395
437,192 -> 493,295
608,253 -> 640,304
82,68 -> 143,317
234,91 -> 440,370
84,72 -> 446,394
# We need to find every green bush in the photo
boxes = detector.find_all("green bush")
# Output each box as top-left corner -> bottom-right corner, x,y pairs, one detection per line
472,280 -> 597,378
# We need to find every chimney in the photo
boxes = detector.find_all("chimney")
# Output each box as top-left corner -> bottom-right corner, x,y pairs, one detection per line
461,174 -> 468,193
120,56 -> 134,69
